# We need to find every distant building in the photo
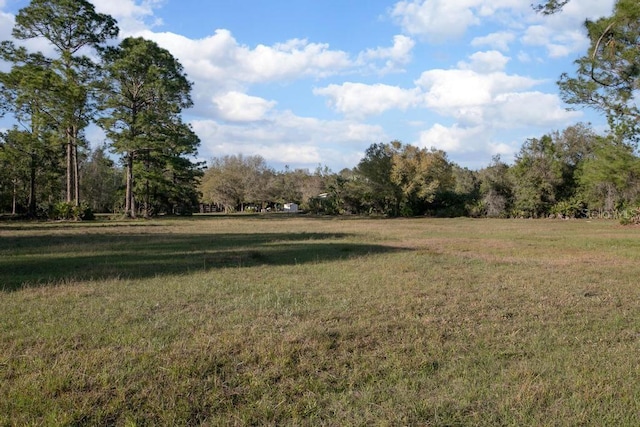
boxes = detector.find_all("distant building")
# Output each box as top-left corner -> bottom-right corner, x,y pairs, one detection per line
283,203 -> 299,213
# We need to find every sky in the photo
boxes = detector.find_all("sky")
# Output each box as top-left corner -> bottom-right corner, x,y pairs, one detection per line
0,0 -> 618,171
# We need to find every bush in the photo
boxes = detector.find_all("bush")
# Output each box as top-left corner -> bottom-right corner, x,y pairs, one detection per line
620,207 -> 640,225
551,198 -> 586,219
51,202 -> 95,221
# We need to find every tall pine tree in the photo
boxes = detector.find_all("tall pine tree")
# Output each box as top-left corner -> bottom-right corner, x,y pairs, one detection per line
98,37 -> 201,218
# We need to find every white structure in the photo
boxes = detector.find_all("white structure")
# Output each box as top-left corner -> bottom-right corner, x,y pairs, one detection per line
283,203 -> 299,213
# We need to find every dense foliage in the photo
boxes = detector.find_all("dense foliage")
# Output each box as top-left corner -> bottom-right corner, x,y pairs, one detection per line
200,122 -> 640,218
0,0 -> 201,218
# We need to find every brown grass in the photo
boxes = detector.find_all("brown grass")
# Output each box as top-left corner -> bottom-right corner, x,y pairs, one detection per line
1,216 -> 639,425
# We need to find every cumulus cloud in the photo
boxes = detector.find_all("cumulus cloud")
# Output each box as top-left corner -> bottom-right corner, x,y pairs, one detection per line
418,124 -> 486,153
518,0 -> 616,57
0,11 -> 13,71
412,88 -> 580,161
523,26 -> 589,58
390,0 -> 616,59
314,82 -> 421,118
416,123 -> 518,168
390,0 -> 534,41
457,50 -> 510,73
471,31 -> 515,52
1,0 -> 608,171
0,9 -> 11,37
489,92 -> 581,128
357,34 -> 415,73
391,0 -> 480,41
92,0 -> 163,35
137,29 -> 353,87
416,68 -> 539,116
212,92 -> 276,123
191,112 -> 386,168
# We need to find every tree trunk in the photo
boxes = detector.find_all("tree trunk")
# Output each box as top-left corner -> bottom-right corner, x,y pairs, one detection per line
28,153 -> 37,217
126,153 -> 136,218
12,179 -> 17,215
66,130 -> 72,203
73,126 -> 80,206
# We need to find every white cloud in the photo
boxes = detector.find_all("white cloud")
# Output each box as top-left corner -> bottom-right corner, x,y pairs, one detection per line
390,0 -> 533,41
1,0 -> 611,172
522,25 -> 589,58
416,123 -> 518,168
391,0 -> 480,41
409,52 -> 582,160
191,112 -> 386,168
314,82 -> 420,118
390,0 -> 616,60
517,51 -> 532,63
413,88 -> 581,160
522,25 -> 550,46
416,68 -> 539,116
490,92 -> 581,128
458,50 -> 510,73
137,29 -> 353,87
471,31 -> 515,52
553,0 -> 615,23
418,124 -> 485,153
91,0 -> 163,35
0,9 -> 11,34
357,34 -> 415,73
0,11 -> 13,64
212,92 -> 276,123
519,0 -> 616,58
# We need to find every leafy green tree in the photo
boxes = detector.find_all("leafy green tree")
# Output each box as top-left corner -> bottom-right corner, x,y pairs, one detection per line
478,155 -> 513,218
558,0 -> 640,145
80,145 -> 122,213
0,48 -> 61,216
306,168 -> 366,215
268,166 -> 303,206
579,137 -> 640,211
355,142 -> 403,216
98,37 -> 199,218
510,135 -> 565,217
390,143 -> 454,216
132,118 -> 203,216
549,123 -> 599,204
439,165 -> 481,217
200,154 -> 271,213
11,0 -> 119,206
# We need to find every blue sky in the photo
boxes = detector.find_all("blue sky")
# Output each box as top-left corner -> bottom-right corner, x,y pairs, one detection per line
0,0 -> 617,171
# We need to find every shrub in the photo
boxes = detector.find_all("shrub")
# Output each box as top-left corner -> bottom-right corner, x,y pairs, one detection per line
620,207 -> 640,225
551,198 -> 586,218
51,202 -> 95,221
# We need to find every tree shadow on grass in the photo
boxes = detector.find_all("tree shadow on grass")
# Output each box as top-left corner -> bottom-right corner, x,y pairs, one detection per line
1,231 -> 408,291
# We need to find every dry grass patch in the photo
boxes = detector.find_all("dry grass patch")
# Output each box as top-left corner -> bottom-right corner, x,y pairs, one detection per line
1,216 -> 640,425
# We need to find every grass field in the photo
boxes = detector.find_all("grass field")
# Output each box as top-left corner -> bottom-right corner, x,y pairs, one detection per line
1,215 -> 640,425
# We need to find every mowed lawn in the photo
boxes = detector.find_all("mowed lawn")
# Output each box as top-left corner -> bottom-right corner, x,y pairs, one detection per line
1,216 -> 639,425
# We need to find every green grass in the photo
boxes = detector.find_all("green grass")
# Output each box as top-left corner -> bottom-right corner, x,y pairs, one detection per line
1,216 -> 640,425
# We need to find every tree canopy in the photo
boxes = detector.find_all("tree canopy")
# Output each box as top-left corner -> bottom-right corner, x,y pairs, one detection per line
98,37 -> 201,218
558,0 -> 640,145
7,0 -> 120,208
0,0 -> 200,218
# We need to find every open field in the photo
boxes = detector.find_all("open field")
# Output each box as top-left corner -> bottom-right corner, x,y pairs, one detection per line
1,216 -> 640,425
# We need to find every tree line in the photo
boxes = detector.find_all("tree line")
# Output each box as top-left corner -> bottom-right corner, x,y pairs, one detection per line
0,0 -> 201,219
202,0 -> 640,219
199,122 -> 640,219
2,0 -> 638,220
